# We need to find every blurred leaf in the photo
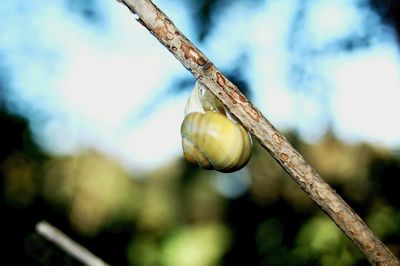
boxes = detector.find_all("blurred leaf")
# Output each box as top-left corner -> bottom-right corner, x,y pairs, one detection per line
256,218 -> 284,251
42,151 -> 139,236
2,152 -> 36,207
296,216 -> 341,254
127,235 -> 162,266
367,204 -> 400,239
295,216 -> 360,266
162,224 -> 231,266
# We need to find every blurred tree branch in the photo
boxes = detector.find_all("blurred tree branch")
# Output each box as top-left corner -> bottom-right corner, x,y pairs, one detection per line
116,0 -> 399,265
36,221 -> 110,266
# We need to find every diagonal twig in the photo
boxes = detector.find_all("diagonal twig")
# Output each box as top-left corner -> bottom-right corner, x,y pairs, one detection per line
116,0 -> 400,265
36,221 -> 110,266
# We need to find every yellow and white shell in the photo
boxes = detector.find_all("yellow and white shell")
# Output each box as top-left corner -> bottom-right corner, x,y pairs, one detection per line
180,82 -> 252,173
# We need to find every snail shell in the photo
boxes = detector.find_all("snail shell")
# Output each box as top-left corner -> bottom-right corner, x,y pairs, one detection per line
180,82 -> 252,173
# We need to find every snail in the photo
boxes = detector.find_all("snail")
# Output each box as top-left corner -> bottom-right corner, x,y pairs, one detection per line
180,82 -> 252,173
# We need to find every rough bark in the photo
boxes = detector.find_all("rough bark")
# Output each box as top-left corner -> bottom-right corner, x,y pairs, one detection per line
117,0 -> 400,265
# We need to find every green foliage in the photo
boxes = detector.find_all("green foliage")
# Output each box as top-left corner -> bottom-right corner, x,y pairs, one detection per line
2,105 -> 400,265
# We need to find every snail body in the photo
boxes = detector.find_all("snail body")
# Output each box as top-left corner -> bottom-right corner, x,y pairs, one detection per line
180,82 -> 252,173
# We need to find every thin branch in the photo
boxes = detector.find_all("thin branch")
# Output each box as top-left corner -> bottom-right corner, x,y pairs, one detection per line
117,0 -> 400,265
36,221 -> 110,266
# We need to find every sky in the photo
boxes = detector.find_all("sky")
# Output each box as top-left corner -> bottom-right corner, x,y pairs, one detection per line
1,0 -> 400,172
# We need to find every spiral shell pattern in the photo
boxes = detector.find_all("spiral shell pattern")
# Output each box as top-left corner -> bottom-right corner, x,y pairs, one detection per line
180,82 -> 252,172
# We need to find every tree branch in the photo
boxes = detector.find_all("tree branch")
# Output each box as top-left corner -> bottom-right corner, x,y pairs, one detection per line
117,0 -> 399,265
36,221 -> 110,266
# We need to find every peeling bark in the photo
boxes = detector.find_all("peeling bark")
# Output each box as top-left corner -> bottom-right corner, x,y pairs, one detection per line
117,0 -> 400,265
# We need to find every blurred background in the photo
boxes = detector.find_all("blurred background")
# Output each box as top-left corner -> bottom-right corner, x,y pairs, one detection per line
1,0 -> 400,265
